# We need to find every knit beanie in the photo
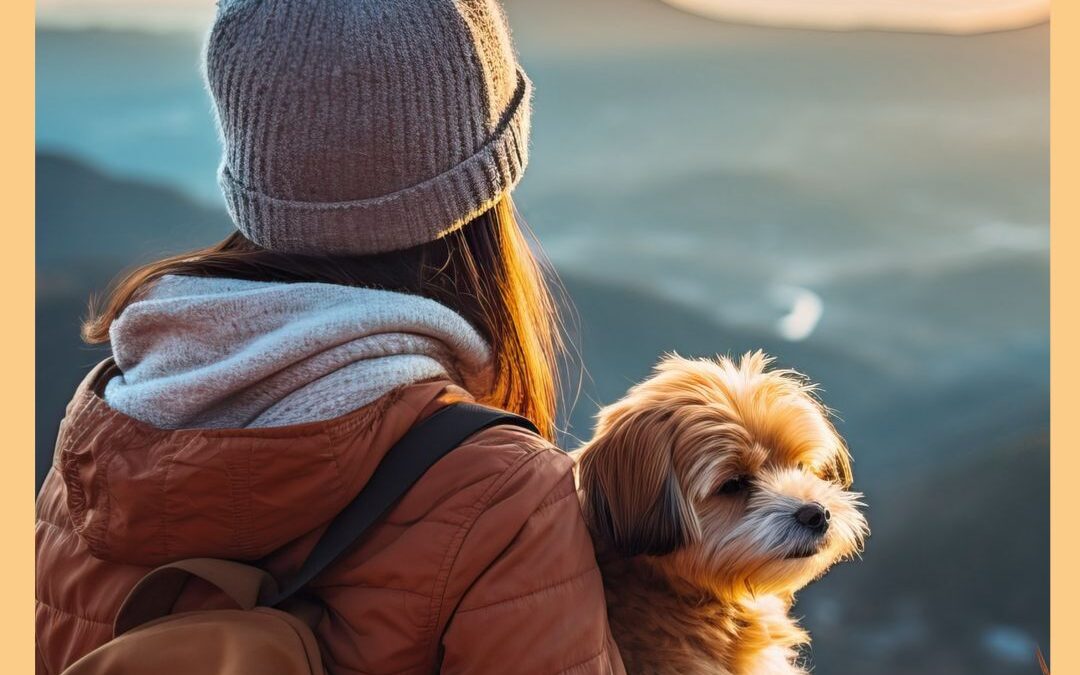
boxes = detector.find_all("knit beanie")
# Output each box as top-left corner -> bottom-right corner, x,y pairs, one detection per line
204,0 -> 532,255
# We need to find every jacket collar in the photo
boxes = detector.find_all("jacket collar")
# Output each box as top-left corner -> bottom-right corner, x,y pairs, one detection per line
54,359 -> 465,566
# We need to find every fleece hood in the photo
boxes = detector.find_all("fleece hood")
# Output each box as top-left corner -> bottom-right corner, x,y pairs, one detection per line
104,274 -> 494,430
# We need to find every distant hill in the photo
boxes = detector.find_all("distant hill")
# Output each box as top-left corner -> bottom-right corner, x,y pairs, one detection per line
556,272 -> 884,439
805,433 -> 1049,674
36,151 -> 231,270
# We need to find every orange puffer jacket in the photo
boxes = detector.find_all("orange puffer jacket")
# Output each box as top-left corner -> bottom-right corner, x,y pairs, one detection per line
36,360 -> 624,675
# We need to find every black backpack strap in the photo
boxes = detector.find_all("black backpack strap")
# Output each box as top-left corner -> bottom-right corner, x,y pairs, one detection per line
266,402 -> 539,606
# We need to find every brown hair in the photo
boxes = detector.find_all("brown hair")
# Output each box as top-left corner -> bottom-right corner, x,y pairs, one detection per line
83,196 -> 566,440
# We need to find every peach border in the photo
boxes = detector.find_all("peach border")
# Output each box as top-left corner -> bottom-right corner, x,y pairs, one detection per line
1050,1 -> 1069,672
11,3 -> 1067,673
4,0 -> 36,670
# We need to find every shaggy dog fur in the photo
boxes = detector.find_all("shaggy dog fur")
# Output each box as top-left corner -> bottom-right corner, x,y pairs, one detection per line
575,352 -> 868,674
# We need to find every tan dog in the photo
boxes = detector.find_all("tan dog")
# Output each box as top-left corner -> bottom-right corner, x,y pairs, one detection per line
576,352 -> 868,675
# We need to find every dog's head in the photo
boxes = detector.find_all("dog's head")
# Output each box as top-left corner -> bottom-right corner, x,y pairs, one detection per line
577,352 -> 868,597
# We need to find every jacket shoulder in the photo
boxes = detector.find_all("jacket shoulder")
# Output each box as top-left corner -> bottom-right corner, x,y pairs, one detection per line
445,423 -> 576,507
436,425 -> 622,674
371,419 -> 575,543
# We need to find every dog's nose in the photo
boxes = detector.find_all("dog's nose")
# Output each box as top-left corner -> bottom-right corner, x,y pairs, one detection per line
794,502 -> 831,534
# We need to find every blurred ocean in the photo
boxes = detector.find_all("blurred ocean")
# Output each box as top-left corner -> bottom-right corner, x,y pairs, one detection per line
35,1 -> 1049,672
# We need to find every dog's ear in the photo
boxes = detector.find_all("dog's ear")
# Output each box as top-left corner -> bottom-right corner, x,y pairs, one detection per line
577,407 -> 700,557
816,416 -> 853,488
825,438 -> 854,488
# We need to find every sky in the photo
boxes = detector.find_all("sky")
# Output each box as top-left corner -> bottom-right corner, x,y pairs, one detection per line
37,0 -> 1050,34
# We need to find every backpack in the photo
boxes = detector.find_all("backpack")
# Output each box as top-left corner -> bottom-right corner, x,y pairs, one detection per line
60,403 -> 538,675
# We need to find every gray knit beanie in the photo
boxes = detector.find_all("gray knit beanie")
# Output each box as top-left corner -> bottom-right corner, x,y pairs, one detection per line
204,0 -> 532,255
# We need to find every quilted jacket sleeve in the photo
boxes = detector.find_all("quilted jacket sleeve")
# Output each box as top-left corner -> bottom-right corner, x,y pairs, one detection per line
438,433 -> 625,675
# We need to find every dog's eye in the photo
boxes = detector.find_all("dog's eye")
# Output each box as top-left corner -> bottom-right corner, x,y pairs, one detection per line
718,476 -> 749,495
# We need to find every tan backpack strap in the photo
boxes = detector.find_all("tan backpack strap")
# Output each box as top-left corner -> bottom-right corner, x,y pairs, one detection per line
114,558 -> 279,637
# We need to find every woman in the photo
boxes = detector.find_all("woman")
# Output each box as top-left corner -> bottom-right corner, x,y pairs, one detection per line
35,1 -> 624,673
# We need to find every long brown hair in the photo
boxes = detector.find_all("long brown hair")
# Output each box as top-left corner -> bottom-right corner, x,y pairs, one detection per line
83,196 -> 565,440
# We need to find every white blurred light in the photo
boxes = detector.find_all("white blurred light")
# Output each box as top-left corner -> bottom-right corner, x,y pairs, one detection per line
660,0 -> 1048,34
774,286 -> 824,342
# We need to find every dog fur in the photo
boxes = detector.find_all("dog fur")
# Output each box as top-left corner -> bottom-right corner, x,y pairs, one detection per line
575,352 -> 868,674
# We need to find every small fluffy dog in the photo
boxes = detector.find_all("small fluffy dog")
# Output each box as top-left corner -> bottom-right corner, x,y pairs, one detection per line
575,352 -> 868,675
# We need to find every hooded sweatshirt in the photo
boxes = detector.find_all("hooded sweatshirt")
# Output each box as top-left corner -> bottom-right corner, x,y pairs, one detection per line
35,278 -> 625,675
103,274 -> 495,429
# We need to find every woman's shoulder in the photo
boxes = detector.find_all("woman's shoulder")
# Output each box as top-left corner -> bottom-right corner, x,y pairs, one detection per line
404,384 -> 577,506
427,420 -> 576,516
463,421 -> 571,471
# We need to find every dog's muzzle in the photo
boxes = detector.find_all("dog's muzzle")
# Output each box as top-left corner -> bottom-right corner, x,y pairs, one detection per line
783,502 -> 831,559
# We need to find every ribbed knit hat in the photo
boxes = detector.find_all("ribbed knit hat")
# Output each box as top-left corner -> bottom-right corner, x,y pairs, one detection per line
204,0 -> 532,255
